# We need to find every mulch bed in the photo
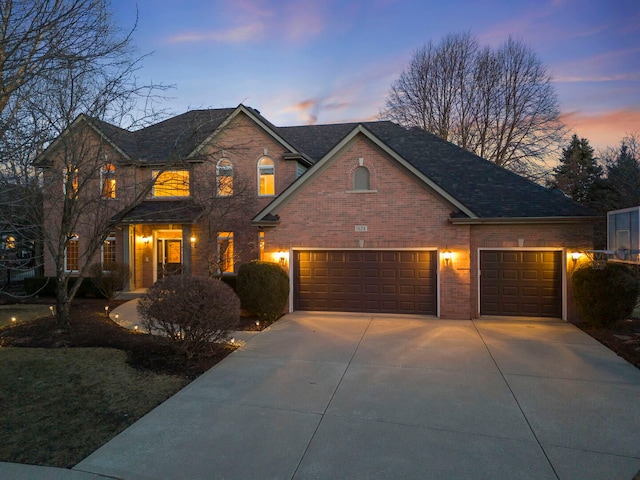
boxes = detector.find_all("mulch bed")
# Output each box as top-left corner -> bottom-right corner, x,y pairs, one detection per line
0,298 -> 251,379
577,317 -> 640,370
2,297 -> 638,377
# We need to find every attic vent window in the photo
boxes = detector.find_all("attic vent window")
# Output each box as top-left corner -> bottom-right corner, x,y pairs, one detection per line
353,166 -> 370,191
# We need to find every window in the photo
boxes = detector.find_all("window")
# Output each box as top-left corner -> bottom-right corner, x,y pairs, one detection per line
216,159 -> 233,196
65,236 -> 79,272
3,235 -> 15,250
101,163 -> 116,199
63,167 -> 79,198
102,236 -> 116,267
152,170 -> 190,197
258,157 -> 275,195
353,166 -> 370,190
217,232 -> 234,274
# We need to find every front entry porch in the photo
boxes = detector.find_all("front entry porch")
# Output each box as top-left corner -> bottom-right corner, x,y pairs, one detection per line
123,224 -> 194,290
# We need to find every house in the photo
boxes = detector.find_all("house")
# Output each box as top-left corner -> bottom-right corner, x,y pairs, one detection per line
36,104 -> 595,321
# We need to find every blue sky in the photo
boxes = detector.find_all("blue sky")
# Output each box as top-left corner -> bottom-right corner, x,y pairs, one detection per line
111,0 -> 639,151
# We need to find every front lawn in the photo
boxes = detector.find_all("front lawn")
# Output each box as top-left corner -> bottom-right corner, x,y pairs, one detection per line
0,298 -> 236,467
0,347 -> 188,467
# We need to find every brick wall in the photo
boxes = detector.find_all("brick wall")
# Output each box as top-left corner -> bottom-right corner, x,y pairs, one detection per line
264,134 -> 473,318
263,133 -> 594,321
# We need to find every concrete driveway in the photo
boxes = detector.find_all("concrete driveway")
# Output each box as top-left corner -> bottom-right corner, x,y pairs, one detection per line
58,313 -> 640,478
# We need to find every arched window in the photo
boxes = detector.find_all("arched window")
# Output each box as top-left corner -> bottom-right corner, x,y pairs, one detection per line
216,158 -> 233,196
353,166 -> 370,190
258,157 -> 275,195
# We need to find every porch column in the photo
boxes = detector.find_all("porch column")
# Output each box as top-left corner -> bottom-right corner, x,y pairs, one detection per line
182,225 -> 192,276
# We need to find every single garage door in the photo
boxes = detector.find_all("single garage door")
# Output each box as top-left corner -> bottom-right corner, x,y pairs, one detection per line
294,250 -> 437,314
480,250 -> 562,317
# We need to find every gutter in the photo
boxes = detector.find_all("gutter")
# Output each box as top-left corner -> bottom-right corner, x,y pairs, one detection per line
449,216 -> 600,225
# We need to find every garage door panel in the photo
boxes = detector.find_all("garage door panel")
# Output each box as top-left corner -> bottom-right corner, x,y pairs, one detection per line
480,250 -> 561,318
294,250 -> 436,315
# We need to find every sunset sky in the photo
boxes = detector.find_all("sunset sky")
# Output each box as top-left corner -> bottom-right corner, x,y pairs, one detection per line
111,0 -> 639,152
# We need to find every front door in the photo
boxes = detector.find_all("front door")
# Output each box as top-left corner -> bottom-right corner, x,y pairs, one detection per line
157,238 -> 182,279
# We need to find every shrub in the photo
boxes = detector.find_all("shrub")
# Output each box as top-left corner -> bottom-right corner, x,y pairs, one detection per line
137,275 -> 240,358
572,262 -> 640,328
88,262 -> 131,300
237,261 -> 289,323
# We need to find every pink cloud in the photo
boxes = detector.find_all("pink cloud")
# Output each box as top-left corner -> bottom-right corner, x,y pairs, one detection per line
167,0 -> 326,45
169,23 -> 265,44
561,109 -> 640,149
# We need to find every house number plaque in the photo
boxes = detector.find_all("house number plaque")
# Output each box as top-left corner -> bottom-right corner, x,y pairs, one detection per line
355,225 -> 368,232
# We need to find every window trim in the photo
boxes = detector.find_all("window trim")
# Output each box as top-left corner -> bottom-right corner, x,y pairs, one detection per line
63,167 -> 79,198
100,163 -> 116,199
101,235 -> 116,268
217,231 -> 234,274
257,157 -> 275,196
64,235 -> 79,272
353,166 -> 371,191
216,158 -> 234,197
152,169 -> 191,198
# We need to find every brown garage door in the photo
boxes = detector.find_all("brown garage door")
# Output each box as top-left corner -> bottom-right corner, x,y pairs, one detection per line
480,250 -> 562,317
294,250 -> 437,314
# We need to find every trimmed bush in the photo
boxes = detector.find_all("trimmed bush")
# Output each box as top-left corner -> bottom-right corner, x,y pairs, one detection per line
572,262 -> 640,328
87,262 -> 131,300
237,261 -> 289,323
137,275 -> 240,358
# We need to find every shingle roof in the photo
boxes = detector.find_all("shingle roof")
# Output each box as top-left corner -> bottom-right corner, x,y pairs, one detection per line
92,109 -> 236,164
276,121 -> 594,219
118,200 -> 203,224
88,106 -> 593,220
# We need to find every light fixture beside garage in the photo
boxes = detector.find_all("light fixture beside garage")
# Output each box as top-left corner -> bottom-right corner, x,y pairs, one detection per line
571,251 -> 582,264
442,249 -> 453,266
275,249 -> 289,268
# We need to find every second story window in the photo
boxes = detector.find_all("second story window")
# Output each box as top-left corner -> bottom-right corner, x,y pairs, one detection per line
152,170 -> 190,197
63,167 -> 79,198
101,163 -> 116,199
258,157 -> 274,196
216,159 -> 233,196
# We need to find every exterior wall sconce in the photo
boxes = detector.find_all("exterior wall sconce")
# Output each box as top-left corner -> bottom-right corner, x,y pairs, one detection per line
276,249 -> 288,268
190,236 -> 196,245
571,252 -> 582,264
442,249 -> 453,266
142,235 -> 150,246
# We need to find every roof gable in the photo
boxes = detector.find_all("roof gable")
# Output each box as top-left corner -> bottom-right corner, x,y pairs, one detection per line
253,125 -> 476,223
257,121 -> 594,222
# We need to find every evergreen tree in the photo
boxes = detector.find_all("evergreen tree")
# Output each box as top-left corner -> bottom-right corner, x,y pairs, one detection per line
549,134 -> 603,206
604,138 -> 640,210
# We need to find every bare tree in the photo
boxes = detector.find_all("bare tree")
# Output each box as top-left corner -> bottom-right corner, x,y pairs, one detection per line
0,0 -> 170,325
381,33 -> 565,177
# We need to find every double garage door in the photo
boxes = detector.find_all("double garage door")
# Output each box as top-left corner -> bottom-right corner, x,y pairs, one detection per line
480,250 -> 562,318
292,249 -> 562,317
293,250 -> 437,315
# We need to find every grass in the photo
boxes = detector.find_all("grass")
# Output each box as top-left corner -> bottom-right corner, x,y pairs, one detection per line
0,298 -> 240,468
0,304 -> 53,327
0,347 -> 188,468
